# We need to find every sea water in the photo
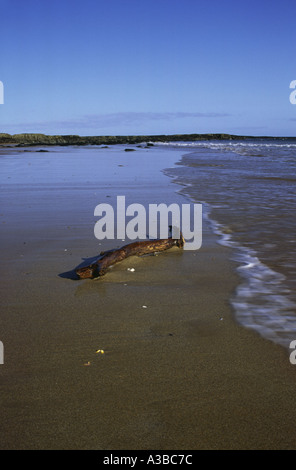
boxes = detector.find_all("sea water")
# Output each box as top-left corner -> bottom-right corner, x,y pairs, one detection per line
162,139 -> 296,349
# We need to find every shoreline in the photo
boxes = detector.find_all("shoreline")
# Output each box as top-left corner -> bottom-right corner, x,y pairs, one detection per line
164,144 -> 296,352
1,145 -> 296,449
0,132 -> 295,148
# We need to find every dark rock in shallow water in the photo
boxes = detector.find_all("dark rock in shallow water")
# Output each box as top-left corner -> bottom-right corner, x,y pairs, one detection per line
124,148 -> 136,152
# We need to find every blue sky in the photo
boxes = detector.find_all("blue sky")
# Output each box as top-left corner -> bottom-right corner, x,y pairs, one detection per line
0,0 -> 295,137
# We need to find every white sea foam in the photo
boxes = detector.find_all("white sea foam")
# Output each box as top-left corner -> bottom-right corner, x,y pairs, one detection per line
205,202 -> 296,349
174,181 -> 296,350
157,140 -> 296,150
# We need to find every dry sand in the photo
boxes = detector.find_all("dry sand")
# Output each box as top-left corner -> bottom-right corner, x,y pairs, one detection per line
0,145 -> 296,450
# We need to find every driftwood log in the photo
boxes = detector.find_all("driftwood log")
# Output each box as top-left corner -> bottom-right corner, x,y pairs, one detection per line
76,233 -> 184,279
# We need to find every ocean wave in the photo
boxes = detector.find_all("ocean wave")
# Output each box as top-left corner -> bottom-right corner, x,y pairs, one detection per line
177,184 -> 296,350
206,203 -> 296,349
157,140 -> 296,151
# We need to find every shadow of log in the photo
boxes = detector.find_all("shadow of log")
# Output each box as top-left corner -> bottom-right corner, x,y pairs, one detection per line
58,254 -> 104,280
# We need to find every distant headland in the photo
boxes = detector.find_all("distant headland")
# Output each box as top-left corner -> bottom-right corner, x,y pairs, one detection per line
0,132 -> 294,147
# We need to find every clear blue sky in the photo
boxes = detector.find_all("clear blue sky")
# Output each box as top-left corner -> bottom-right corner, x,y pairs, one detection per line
0,0 -> 295,137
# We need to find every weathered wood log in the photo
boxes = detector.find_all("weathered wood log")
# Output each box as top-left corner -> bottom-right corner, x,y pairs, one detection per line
76,233 -> 184,279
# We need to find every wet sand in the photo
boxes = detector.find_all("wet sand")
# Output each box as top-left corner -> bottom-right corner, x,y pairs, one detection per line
0,145 -> 296,450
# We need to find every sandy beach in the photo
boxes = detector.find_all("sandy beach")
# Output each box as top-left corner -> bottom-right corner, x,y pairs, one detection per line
1,144 -> 296,450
